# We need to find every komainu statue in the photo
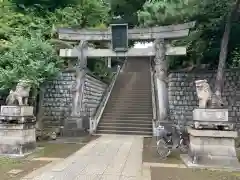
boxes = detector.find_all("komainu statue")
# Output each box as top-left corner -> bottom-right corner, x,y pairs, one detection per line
6,80 -> 31,106
195,79 -> 212,108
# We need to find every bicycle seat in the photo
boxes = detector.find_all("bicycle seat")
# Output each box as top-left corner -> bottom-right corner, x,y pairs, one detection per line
166,132 -> 172,136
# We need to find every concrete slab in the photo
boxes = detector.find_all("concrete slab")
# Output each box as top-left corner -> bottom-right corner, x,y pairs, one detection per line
21,135 -> 145,180
181,154 -> 240,171
143,162 -> 186,168
32,157 -> 63,161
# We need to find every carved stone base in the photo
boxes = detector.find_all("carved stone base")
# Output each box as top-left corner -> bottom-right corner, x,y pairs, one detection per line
193,108 -> 228,121
181,127 -> 240,170
0,123 -> 36,157
63,115 -> 89,137
0,106 -> 35,123
192,108 -> 234,130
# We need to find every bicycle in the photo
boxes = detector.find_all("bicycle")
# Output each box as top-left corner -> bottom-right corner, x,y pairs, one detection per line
156,124 -> 189,159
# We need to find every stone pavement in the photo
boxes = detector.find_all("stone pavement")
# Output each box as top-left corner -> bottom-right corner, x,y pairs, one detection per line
22,135 -> 149,180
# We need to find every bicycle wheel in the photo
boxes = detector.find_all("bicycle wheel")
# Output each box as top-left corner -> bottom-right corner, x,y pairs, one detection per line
156,138 -> 171,159
179,138 -> 189,153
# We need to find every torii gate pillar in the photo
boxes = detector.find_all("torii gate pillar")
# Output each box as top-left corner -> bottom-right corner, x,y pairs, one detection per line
154,39 -> 169,126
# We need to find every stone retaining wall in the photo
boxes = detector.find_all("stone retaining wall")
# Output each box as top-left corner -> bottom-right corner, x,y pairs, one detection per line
41,71 -> 74,128
40,70 -> 107,129
168,69 -> 240,126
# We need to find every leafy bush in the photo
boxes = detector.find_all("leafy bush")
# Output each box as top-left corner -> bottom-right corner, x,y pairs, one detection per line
0,36 -> 63,90
230,48 -> 240,68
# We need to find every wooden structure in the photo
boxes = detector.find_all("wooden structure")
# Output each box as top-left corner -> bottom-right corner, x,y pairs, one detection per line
58,21 -> 195,133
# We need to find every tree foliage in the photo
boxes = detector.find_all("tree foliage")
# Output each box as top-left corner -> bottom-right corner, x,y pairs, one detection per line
0,36 -> 63,90
110,0 -> 146,26
1,0 -> 240,91
137,0 -> 240,70
0,0 -> 110,90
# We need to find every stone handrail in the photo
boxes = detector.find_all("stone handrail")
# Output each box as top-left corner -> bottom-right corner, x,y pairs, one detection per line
150,59 -> 159,136
89,63 -> 123,134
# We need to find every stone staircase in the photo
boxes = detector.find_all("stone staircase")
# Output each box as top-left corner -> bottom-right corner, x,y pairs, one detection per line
97,57 -> 153,136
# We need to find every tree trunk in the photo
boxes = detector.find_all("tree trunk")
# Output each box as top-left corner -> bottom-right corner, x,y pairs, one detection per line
213,0 -> 240,107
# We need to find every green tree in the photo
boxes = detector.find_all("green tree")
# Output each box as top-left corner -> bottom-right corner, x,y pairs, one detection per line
0,36 -> 63,90
137,0 -> 239,70
0,0 -> 111,89
213,0 -> 240,106
110,0 -> 146,26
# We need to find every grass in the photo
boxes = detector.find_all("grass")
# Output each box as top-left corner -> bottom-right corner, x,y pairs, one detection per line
143,137 -> 183,164
0,135 -> 99,180
143,137 -> 240,180
151,167 -> 240,180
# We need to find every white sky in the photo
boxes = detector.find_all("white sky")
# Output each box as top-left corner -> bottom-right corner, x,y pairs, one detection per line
133,42 -> 153,48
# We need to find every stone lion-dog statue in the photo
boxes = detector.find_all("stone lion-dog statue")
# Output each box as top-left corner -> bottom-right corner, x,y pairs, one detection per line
6,79 -> 31,106
195,79 -> 212,108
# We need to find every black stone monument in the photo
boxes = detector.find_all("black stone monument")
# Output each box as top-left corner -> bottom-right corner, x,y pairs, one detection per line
110,23 -> 128,52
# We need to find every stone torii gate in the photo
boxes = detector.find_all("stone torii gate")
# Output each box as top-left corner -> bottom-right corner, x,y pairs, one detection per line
58,21 -> 195,129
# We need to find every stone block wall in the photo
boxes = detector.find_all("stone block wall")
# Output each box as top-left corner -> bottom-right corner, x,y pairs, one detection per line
41,71 -> 75,128
40,70 -> 107,129
168,69 -> 240,126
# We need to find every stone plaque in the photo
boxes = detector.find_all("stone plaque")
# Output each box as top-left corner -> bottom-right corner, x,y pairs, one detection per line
193,108 -> 228,122
1,106 -> 33,116
111,23 -> 128,52
1,106 -> 21,116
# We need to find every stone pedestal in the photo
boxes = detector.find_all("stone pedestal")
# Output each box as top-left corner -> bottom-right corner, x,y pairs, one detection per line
0,105 -> 36,157
192,108 -> 234,130
181,127 -> 240,170
0,123 -> 36,156
0,106 -> 36,123
63,116 -> 87,137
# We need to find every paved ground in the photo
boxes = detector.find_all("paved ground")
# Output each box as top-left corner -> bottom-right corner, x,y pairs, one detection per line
21,135 -> 145,180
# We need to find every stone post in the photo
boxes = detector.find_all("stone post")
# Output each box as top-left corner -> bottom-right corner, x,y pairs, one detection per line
71,40 -> 87,117
64,40 -> 88,135
107,57 -> 111,68
107,43 -> 112,68
154,39 -> 169,125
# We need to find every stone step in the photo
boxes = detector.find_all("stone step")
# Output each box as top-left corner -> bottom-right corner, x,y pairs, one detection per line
99,122 -> 152,128
109,95 -> 152,98
97,58 -> 152,136
111,91 -> 151,94
105,104 -> 152,109
102,113 -> 152,117
108,99 -> 152,103
106,101 -> 152,105
106,103 -> 152,106
103,107 -> 153,112
96,129 -> 152,136
112,88 -> 151,91
101,115 -> 152,120
113,85 -> 151,88
103,108 -> 152,112
109,96 -> 152,100
101,116 -> 153,121
110,94 -> 151,97
100,118 -> 152,123
97,125 -> 152,131
102,111 -> 153,116
110,90 -> 151,93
